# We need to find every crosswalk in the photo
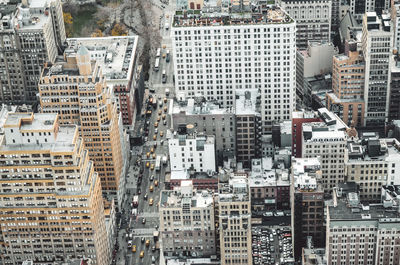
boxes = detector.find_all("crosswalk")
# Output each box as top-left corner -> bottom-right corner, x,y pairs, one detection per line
132,228 -> 156,236
140,212 -> 160,218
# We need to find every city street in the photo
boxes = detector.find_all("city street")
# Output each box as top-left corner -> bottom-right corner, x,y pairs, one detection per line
115,0 -> 176,264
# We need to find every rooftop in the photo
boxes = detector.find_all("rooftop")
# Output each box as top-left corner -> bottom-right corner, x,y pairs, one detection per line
160,187 -> 213,208
172,97 -> 233,116
292,158 -> 323,192
235,89 -> 260,115
4,112 -> 57,131
218,173 -> 250,202
347,138 -> 400,162
65,36 -> 139,82
249,157 -> 290,187
173,5 -> 293,28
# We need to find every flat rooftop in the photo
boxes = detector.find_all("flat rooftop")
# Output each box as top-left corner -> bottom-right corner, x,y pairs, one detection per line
172,98 -> 232,116
235,89 -> 260,115
160,189 -> 213,208
65,36 -> 139,82
4,113 -> 57,131
173,5 -> 293,28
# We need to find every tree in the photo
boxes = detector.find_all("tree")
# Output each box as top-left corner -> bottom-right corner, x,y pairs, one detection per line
111,23 -> 127,36
91,29 -> 104,37
63,12 -> 73,37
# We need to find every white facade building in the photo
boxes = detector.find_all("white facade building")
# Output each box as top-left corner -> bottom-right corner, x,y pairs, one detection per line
172,6 -> 296,133
301,108 -> 348,190
362,12 -> 393,127
278,0 -> 332,49
168,131 -> 216,174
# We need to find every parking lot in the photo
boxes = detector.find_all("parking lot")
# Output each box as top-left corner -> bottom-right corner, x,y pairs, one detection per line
252,226 -> 293,265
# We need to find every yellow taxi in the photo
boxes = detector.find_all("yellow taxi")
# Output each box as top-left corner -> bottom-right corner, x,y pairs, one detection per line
150,185 -> 154,192
154,180 -> 159,187
146,152 -> 150,158
149,198 -> 154,206
162,114 -> 166,120
158,110 -> 162,115
155,122 -> 159,128
157,116 -> 161,122
140,251 -> 144,258
150,164 -> 154,170
152,153 -> 156,159
150,147 -> 154,153
163,106 -> 168,113
153,135 -> 157,141
160,131 -> 164,137
146,162 -> 150,168
146,239 -> 150,247
132,245 -> 136,253
164,97 -> 167,103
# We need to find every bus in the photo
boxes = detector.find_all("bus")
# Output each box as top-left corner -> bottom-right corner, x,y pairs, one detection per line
155,155 -> 161,171
133,195 -> 139,208
154,58 -> 160,72
156,48 -> 161,58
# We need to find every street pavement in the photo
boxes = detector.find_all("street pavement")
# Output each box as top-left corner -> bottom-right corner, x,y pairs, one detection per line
115,0 -> 176,264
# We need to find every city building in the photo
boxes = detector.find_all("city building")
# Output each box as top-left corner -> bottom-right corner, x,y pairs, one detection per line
326,49 -> 365,127
168,128 -> 216,174
301,108 -> 348,190
38,46 -> 124,203
235,90 -> 262,169
304,74 -> 332,110
65,36 -> 142,128
392,0 -> 400,52
171,96 -> 235,165
0,113 -> 110,264
0,0 -> 65,103
361,12 -> 393,128
390,54 -> 400,122
278,0 -> 331,49
292,110 -> 321,158
345,136 -> 400,201
296,42 -> 336,105
326,188 -> 400,265
159,181 -> 216,258
291,157 -> 325,259
217,174 -> 252,265
166,258 -> 220,265
339,0 -> 390,23
249,157 -> 290,211
172,4 -> 296,133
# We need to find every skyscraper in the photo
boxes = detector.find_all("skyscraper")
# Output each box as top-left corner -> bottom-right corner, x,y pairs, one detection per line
38,46 -> 124,202
172,4 -> 296,133
0,113 -> 110,264
0,0 -> 66,103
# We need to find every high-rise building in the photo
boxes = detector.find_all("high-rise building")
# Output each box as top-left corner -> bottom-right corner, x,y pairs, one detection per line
340,0 -> 390,23
278,0 -> 331,49
217,174 -> 252,265
345,136 -> 400,201
38,46 -> 124,202
326,188 -> 400,265
291,157 -> 325,259
65,36 -> 142,128
235,90 -> 262,169
159,181 -> 216,258
361,12 -> 393,128
326,49 -> 365,127
172,4 -> 296,133
0,113 -> 109,264
292,110 -> 321,158
390,54 -> 400,122
301,108 -> 348,190
0,0 -> 65,103
168,129 -> 216,174
171,96 -> 236,165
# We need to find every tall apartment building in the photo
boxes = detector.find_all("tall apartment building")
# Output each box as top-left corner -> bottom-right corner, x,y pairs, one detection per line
361,12 -> 393,128
168,128 -> 216,174
65,36 -> 141,128
326,49 -> 365,127
296,42 -> 336,105
171,96 -> 236,164
278,0 -> 331,49
326,188 -> 400,265
292,110 -> 321,158
38,46 -> 124,202
392,0 -> 400,52
217,174 -> 252,265
390,54 -> 400,122
302,108 -> 348,190
159,181 -> 216,258
340,0 -> 390,23
235,90 -> 262,168
0,113 -> 109,265
345,136 -> 400,201
291,157 -> 325,259
172,4 -> 296,133
0,0 -> 65,103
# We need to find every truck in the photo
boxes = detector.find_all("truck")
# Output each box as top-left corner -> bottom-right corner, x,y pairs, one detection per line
153,231 -> 159,242
155,155 -> 161,171
162,156 -> 167,165
165,88 -> 170,96
132,195 -> 139,208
